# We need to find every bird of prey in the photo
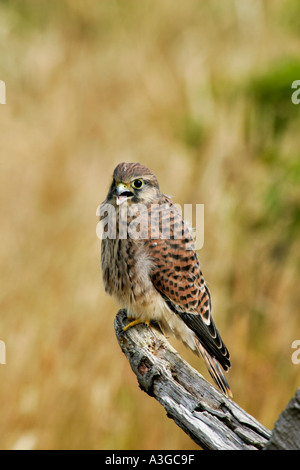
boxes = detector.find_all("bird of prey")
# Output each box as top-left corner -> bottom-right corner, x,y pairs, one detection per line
100,162 -> 232,397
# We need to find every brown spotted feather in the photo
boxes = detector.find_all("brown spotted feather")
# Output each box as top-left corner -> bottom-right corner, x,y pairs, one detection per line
100,162 -> 232,396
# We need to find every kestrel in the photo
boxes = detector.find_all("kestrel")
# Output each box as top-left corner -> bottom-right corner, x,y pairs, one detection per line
100,162 -> 232,397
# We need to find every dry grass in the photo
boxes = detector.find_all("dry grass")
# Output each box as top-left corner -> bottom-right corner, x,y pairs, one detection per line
0,0 -> 299,449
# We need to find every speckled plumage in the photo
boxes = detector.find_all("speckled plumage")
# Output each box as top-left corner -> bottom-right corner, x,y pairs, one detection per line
100,162 -> 232,396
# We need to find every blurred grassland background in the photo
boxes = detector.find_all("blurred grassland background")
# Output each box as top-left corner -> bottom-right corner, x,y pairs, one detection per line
0,0 -> 299,450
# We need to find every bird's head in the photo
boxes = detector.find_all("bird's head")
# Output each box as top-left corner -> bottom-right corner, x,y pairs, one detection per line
105,162 -> 160,206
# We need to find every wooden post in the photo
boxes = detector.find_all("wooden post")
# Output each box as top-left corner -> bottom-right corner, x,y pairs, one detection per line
264,389 -> 300,450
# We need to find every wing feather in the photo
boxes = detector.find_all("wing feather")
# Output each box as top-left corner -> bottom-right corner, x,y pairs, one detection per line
145,196 -> 231,373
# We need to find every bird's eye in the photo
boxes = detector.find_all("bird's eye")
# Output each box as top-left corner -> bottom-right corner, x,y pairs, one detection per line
132,179 -> 144,190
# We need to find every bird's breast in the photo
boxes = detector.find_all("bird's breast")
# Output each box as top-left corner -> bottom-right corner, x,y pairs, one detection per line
101,237 -> 154,308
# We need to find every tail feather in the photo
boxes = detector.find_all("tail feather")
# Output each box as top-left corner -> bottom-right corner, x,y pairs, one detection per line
195,338 -> 232,398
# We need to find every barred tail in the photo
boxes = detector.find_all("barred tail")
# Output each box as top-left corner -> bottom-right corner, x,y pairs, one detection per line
195,338 -> 233,398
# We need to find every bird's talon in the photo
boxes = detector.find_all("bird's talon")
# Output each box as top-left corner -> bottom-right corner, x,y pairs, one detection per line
123,319 -> 150,332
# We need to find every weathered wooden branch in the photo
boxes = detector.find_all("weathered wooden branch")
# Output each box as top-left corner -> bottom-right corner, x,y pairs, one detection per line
115,309 -> 277,450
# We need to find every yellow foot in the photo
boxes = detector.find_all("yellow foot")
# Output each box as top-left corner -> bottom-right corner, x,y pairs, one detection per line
123,319 -> 150,332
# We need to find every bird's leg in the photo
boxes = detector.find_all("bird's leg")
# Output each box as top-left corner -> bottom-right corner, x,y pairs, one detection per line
123,318 -> 150,332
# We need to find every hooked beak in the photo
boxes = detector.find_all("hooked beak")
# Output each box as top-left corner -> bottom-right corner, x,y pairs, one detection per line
116,183 -> 133,206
